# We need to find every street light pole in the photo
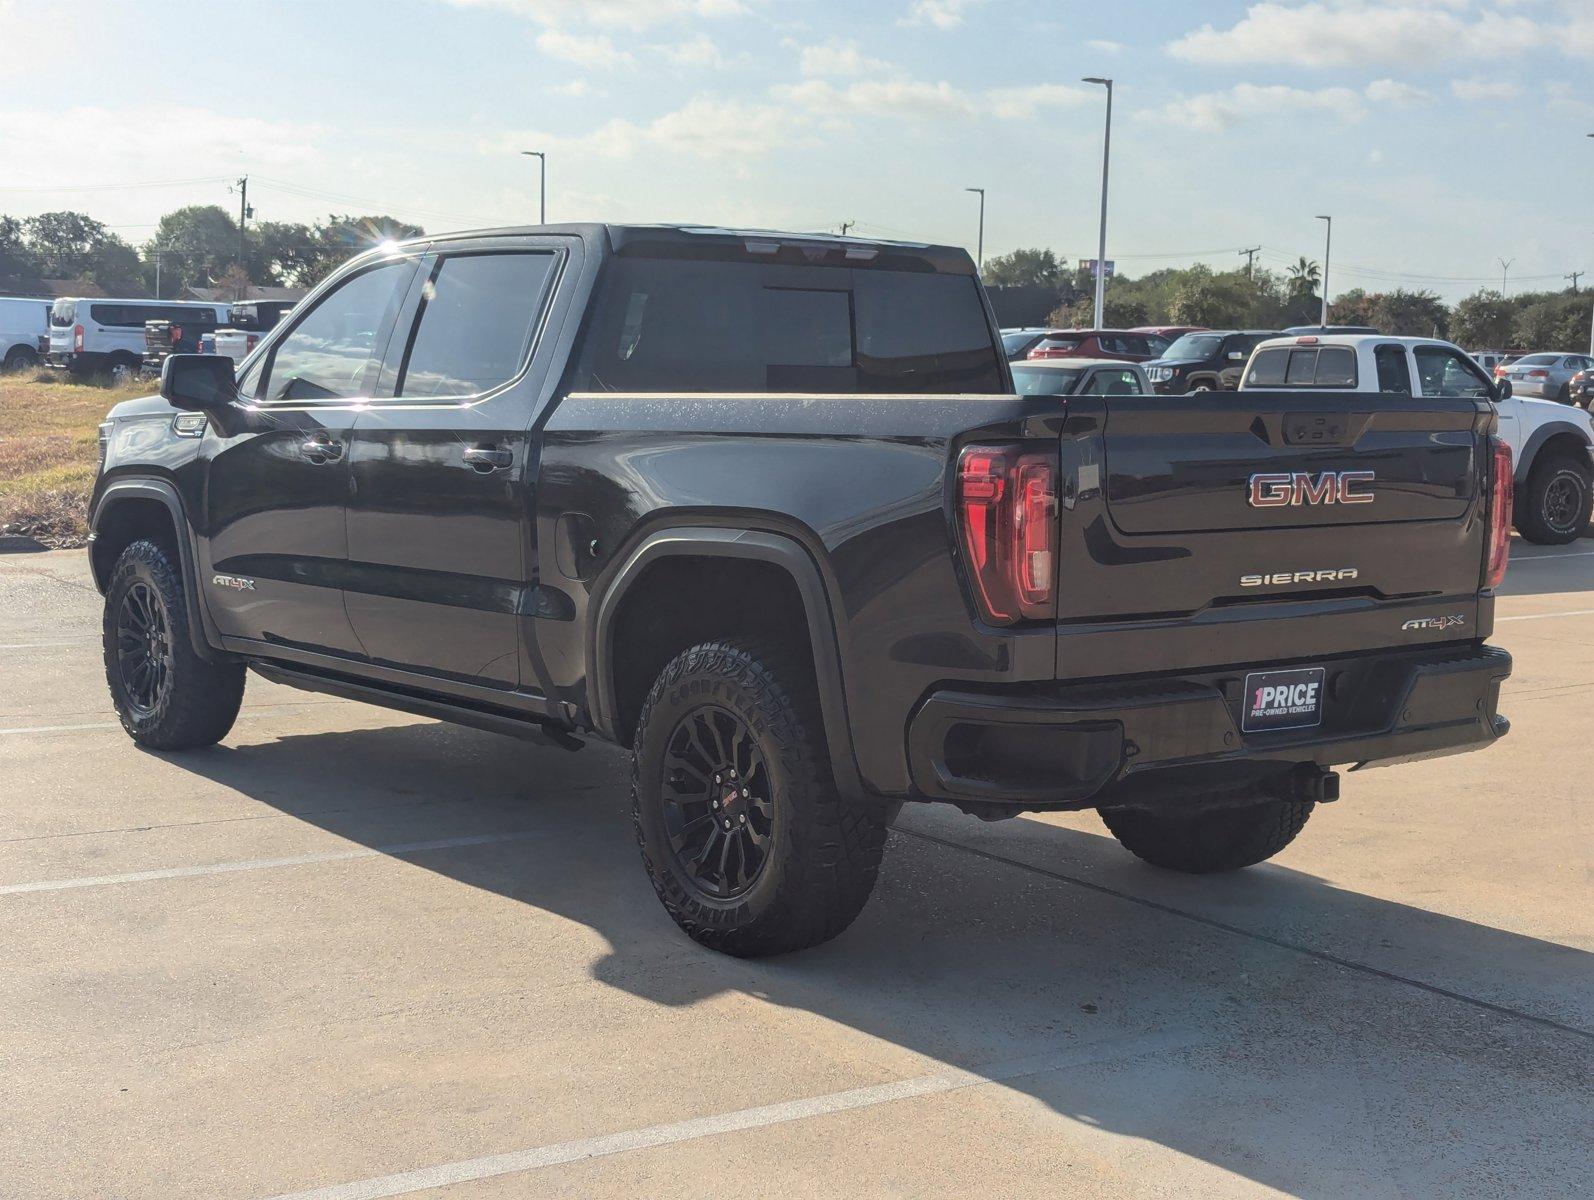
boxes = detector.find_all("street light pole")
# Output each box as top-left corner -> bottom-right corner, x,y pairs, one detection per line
521,151 -> 546,224
151,246 -> 167,300
1315,214 -> 1332,327
1083,77 -> 1113,329
964,187 -> 985,269
1498,256 -> 1514,295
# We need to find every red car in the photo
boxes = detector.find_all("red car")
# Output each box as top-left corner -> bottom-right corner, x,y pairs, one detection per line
1026,329 -> 1168,363
1133,324 -> 1208,341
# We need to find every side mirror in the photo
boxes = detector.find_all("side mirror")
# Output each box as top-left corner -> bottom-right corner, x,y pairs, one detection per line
160,354 -> 236,412
1495,378 -> 1512,401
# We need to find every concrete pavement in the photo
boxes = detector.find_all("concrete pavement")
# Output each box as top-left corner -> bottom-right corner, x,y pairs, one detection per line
1,540 -> 1589,1198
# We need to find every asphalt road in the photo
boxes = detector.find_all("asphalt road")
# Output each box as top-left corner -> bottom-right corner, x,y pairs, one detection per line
1,540 -> 1590,1199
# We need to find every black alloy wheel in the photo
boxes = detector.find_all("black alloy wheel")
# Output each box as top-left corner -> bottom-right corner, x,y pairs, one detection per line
1542,472 -> 1584,533
115,580 -> 171,717
660,704 -> 774,899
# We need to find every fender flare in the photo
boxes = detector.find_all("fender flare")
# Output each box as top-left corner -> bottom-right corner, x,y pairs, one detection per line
89,478 -> 230,663
588,525 -> 868,802
1514,420 -> 1594,485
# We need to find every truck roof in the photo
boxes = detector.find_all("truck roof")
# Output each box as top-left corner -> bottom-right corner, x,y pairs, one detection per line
402,223 -> 979,275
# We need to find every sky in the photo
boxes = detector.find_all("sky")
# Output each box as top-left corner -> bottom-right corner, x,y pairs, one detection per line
2,0 -> 1591,302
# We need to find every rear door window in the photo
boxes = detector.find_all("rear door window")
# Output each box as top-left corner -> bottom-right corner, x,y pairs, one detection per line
1080,367 -> 1141,395
394,251 -> 558,398
1375,344 -> 1413,393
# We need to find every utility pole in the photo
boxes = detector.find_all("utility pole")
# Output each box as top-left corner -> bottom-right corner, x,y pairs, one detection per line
964,187 -> 985,269
1315,215 -> 1332,327
838,220 -> 855,236
231,175 -> 252,301
1083,77 -> 1113,329
521,151 -> 546,224
1239,246 -> 1260,277
1566,270 -> 1583,294
1498,256 -> 1514,295
151,246 -> 167,300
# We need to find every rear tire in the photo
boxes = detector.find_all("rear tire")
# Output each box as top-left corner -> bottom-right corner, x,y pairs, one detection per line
103,539 -> 245,750
2,345 -> 36,372
1099,793 -> 1314,873
1516,453 -> 1592,545
632,638 -> 887,956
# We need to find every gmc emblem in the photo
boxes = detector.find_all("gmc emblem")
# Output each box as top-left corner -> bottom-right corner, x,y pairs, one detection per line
1248,470 -> 1375,508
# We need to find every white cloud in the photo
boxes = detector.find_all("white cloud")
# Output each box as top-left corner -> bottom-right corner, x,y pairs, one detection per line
1146,83 -> 1368,132
547,79 -> 597,97
775,77 -> 1088,122
493,96 -> 798,162
1167,2 -> 1548,68
535,29 -> 631,67
1368,148 -> 1385,164
1365,78 -> 1433,106
444,0 -> 746,28
1086,39 -> 1125,53
1451,76 -> 1521,101
901,0 -> 981,30
656,34 -> 725,66
798,40 -> 892,76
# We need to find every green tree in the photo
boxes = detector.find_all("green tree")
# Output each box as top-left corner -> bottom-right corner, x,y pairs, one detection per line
1450,289 -> 1515,348
22,211 -> 113,276
1328,287 -> 1376,328
1286,256 -> 1321,301
249,220 -> 319,286
982,247 -> 1067,289
0,215 -> 41,280
147,205 -> 239,295
1167,265 -> 1256,328
1373,289 -> 1447,338
304,214 -> 424,285
1511,292 -> 1592,351
80,237 -> 145,294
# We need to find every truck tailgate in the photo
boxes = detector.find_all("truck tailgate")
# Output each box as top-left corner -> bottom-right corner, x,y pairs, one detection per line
1055,389 -> 1494,679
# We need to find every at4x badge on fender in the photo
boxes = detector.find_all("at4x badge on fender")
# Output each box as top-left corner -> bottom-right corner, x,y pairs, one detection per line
212,574 -> 256,592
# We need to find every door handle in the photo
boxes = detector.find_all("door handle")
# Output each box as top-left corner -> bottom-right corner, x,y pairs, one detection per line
463,445 -> 513,473
300,436 -> 344,464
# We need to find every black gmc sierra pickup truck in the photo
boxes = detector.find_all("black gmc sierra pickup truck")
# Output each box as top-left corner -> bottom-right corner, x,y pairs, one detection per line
88,224 -> 1514,956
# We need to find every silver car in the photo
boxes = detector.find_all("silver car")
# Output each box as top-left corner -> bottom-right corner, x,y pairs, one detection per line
1501,352 -> 1594,403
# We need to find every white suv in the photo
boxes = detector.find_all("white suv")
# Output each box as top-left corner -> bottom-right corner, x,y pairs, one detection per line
1242,334 -> 1593,544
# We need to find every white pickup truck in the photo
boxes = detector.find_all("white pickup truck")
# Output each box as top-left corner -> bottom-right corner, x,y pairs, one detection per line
1242,334 -> 1594,544
209,299 -> 297,365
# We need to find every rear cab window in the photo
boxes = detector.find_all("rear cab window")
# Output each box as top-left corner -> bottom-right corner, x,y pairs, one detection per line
1252,344 -> 1358,387
575,256 -> 1004,393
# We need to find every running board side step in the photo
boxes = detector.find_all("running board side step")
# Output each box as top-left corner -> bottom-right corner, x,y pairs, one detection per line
249,661 -> 585,751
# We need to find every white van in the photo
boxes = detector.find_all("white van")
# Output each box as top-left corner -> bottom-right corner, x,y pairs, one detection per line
47,297 -> 230,375
0,296 -> 51,372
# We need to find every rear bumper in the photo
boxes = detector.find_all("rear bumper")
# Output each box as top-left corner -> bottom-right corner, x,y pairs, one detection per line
906,643 -> 1511,810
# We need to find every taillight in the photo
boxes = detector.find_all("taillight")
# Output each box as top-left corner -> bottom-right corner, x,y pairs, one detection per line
1485,437 -> 1512,589
73,323 -> 84,352
1526,368 -> 1548,379
957,445 -> 1057,624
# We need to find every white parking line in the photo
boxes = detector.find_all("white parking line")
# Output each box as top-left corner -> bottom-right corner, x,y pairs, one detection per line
0,831 -> 541,897
262,1029 -> 1200,1200
1508,549 -> 1594,563
1497,608 -> 1594,623
0,702 -> 350,737
0,638 -> 95,649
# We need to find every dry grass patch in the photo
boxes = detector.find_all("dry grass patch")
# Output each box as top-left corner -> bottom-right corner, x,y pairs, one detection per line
0,372 -> 148,547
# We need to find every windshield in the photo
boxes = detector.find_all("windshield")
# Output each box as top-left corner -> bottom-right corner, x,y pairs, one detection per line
1011,365 -> 1083,395
50,300 -> 76,327
1001,331 -> 1039,354
1162,333 -> 1223,360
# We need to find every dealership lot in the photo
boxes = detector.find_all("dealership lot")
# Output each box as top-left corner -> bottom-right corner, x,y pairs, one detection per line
1,544 -> 1590,1198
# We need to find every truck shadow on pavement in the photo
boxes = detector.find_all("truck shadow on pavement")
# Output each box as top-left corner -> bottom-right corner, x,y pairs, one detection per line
162,719 -> 1593,1198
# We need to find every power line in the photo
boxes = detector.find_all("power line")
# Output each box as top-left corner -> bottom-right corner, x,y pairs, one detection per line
0,175 -> 231,193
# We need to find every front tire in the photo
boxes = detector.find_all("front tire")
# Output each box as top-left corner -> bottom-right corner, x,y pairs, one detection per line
103,539 -> 245,750
632,638 -> 887,956
1099,793 -> 1314,873
1516,453 -> 1592,545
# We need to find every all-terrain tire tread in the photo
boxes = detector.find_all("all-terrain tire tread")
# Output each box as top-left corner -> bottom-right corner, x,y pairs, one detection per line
103,539 -> 245,750
631,637 -> 886,957
1515,452 -> 1591,545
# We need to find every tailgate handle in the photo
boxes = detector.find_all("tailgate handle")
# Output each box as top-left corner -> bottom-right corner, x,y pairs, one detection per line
1283,412 -> 1352,446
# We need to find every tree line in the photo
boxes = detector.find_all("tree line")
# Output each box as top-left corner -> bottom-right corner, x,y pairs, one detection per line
0,206 -> 425,298
982,247 -> 1594,350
